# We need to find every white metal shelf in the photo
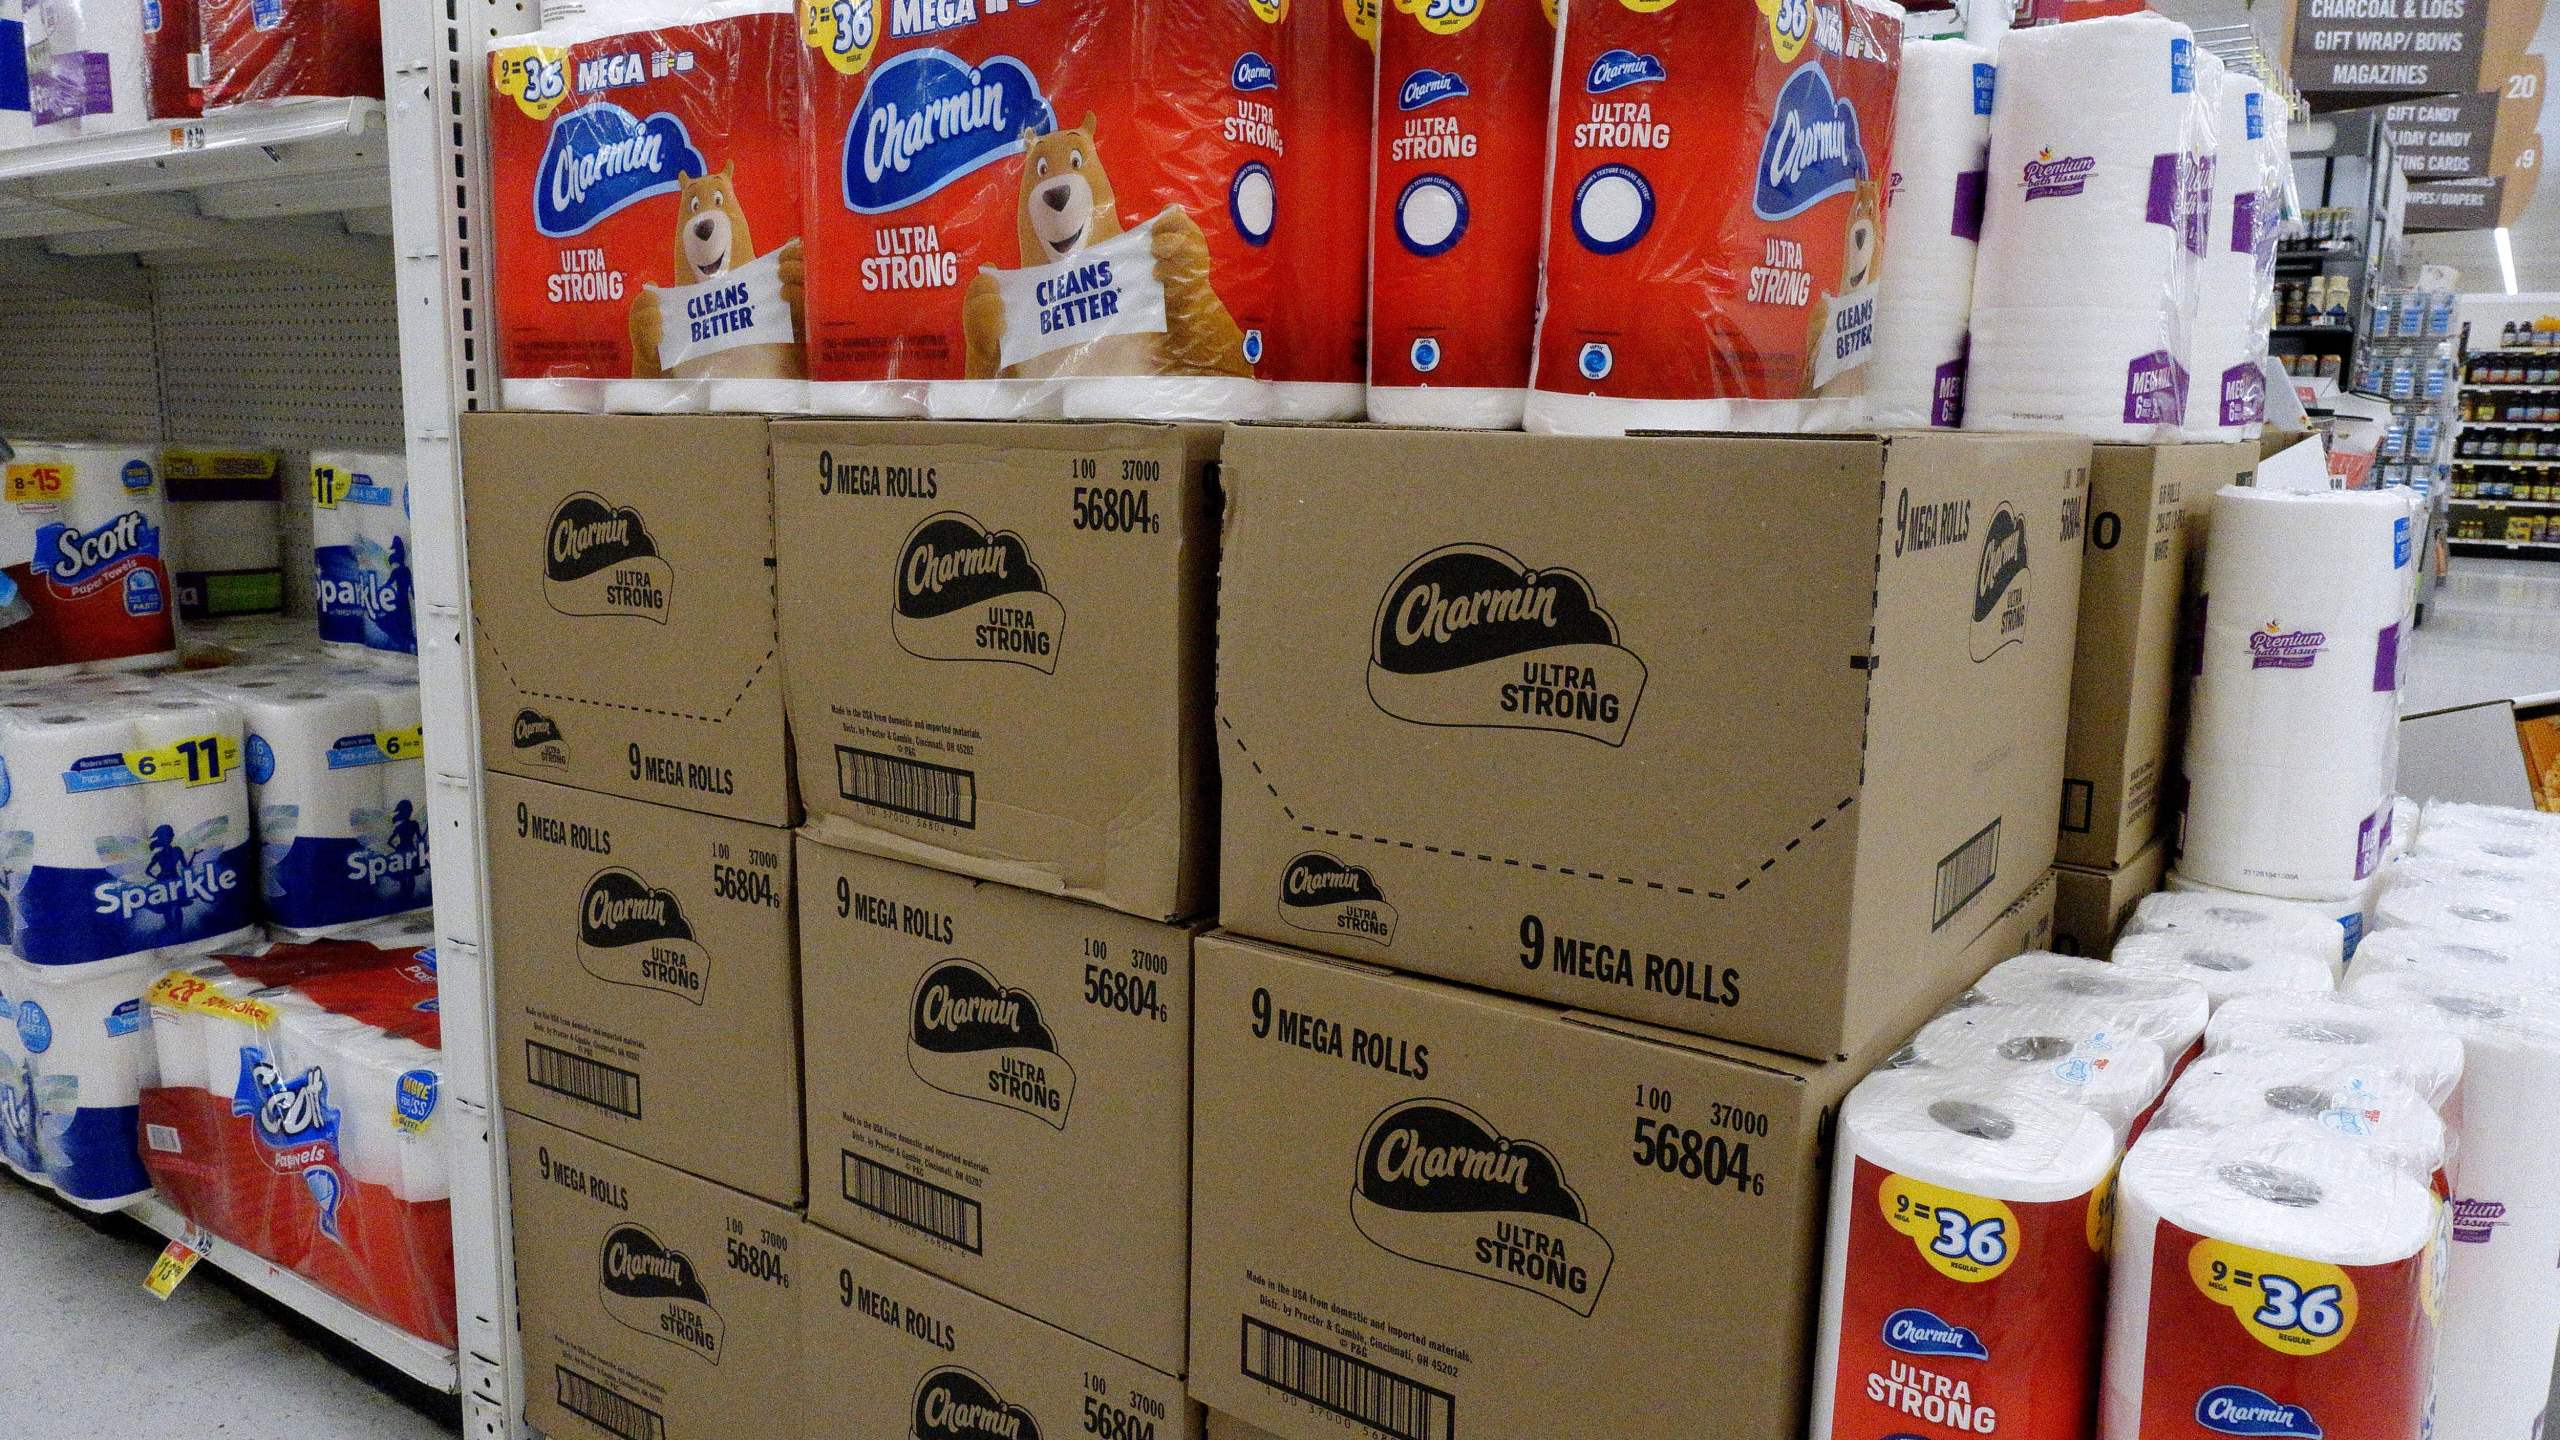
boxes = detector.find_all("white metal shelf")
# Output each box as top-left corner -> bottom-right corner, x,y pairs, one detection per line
2460,420 -> 2560,429
2451,537 -> 2560,551
2451,497 -> 2560,510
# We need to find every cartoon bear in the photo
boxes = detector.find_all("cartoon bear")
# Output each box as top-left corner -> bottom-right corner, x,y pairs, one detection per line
1807,178 -> 1884,395
961,113 -> 1252,382
628,163 -> 806,380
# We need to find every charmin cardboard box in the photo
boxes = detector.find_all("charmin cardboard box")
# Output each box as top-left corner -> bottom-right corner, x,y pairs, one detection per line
1206,1412 -> 1285,1440
1216,427 -> 2090,1061
800,1226 -> 1198,1440
507,1116 -> 802,1440
1187,902 -> 2050,1440
2051,838 -> 2169,956
464,413 -> 792,825
2056,443 -> 2254,870
488,772 -> 802,1205
797,836 -> 1194,1375
769,421 -> 1219,921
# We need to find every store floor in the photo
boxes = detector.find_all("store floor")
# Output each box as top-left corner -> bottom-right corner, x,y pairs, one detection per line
2405,557 -> 2560,713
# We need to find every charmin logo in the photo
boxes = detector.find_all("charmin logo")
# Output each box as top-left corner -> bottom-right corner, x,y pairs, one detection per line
532,103 -> 708,238
576,868 -> 712,1005
841,50 -> 1056,215
512,708 -> 570,768
33,512 -> 160,588
1232,51 -> 1278,92
892,512 -> 1065,674
2451,1196 -> 2507,1244
2248,623 -> 2326,671
1350,1098 -> 1615,1315
2198,1385 -> 2323,1439
913,1367 -> 1043,1440
2022,147 -> 2099,201
1968,503 -> 2029,663
1883,1307 -> 1990,1360
1367,544 -> 1647,746
1584,48 -> 1667,94
1398,66 -> 1470,110
1753,63 -> 1866,221
1277,851 -> 1399,947
542,492 -> 673,623
599,1223 -> 725,1363
907,959 -> 1077,1130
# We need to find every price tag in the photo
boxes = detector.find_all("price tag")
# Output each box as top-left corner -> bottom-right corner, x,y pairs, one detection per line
147,970 -> 276,1027
1878,1172 -> 2020,1283
167,122 -> 207,153
143,1228 -> 210,1299
2189,1237 -> 2360,1356
122,733 -> 243,789
4,462 -> 71,506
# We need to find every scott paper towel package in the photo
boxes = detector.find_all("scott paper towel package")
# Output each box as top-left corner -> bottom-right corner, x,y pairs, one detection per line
198,0 -> 383,108
22,0 -> 149,135
1527,0 -> 1905,435
2181,488 -> 2413,901
487,1 -> 806,414
162,447 -> 285,621
1265,0 -> 1368,422
0,442 -> 178,676
1866,37 -> 1993,430
801,0 -> 1288,421
1958,950 -> 2212,1063
140,936 -> 455,1348
2100,1126 -> 2441,1440
1890,1008 -> 2169,1132
1965,13 -> 2203,442
2148,1055 -> 2450,1184
2202,989 -> 2466,1108
2108,928 -> 2336,1008
1367,0 -> 1553,429
2127,887 -> 2349,969
1811,1068 -> 2124,1440
0,951 -> 159,1209
310,450 -> 414,657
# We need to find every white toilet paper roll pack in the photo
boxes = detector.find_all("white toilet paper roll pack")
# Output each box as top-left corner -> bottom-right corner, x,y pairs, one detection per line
1960,951 -> 2213,1063
2202,989 -> 2466,1108
2373,869 -> 2560,954
1866,38 -> 1995,430
128,693 -> 257,960
1894,1009 -> 2170,1131
1811,1067 -> 2123,1440
2109,928 -> 2336,1009
2388,796 -> 2420,858
7,951 -> 160,1209
2418,799 -> 2560,853
2346,926 -> 2560,988
2183,71 -> 2272,441
2129,887 -> 2349,969
2148,1052 -> 2449,1183
0,961 -> 36,1181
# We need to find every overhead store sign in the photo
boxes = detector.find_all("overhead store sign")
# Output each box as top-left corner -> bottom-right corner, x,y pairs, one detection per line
2381,53 -> 2546,229
2290,0 -> 2542,101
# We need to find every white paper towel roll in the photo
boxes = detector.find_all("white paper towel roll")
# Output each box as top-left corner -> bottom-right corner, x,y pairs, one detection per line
2203,989 -> 2466,1108
1869,39 -> 1995,431
2109,928 -> 2336,1008
2129,887 -> 2349,969
2183,70 -> 2271,441
1960,951 -> 2213,1064
311,450 -> 415,660
2388,796 -> 2420,858
1895,1009 -> 2170,1131
127,694 -> 256,960
7,951 -> 160,1209
2148,1052 -> 2450,1183
0,960 -> 37,1180
2101,1124 -> 2441,1440
1811,1067 -> 2123,1440
2162,872 -> 2376,959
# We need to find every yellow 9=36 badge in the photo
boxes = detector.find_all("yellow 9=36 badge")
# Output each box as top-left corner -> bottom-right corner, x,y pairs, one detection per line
1881,1173 -> 2020,1283
804,0 -> 880,77
491,42 -> 570,122
1399,0 -> 1483,33
2190,1238 -> 2359,1356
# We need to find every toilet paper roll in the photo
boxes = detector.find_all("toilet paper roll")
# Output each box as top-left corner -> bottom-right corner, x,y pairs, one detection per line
2388,796 -> 2420,858
2149,1054 -> 2449,1184
2101,1124 -> 2440,1440
1959,951 -> 2213,1064
925,380 -> 1068,423
128,694 -> 257,959
2130,887 -> 2349,970
1810,1066 -> 2123,1440
2374,866 -> 2560,943
0,706 -> 152,967
2183,71 -> 2269,441
2203,989 -> 2466,1108
2109,928 -> 2336,1008
2347,926 -> 2560,987
331,1025 -> 405,1191
1868,39 -> 1995,430
2417,800 -> 2560,860
1895,1009 -> 2170,1131
11,952 -> 160,1209
2163,873 -> 2373,958
2384,852 -> 2560,907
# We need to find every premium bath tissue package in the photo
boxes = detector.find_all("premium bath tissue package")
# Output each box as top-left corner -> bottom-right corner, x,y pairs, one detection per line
1866,37 -> 1993,429
801,0 -> 1291,421
0,951 -> 159,1208
22,0 -> 149,135
310,449 -> 414,657
2182,70 -> 2276,440
1367,0 -> 1554,429
487,0 -> 807,414
0,441 -> 178,676
1528,0 -> 1905,434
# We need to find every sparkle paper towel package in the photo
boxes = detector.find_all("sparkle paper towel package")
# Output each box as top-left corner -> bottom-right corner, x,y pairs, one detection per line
310,449 -> 414,659
0,442 -> 178,676
1866,37 -> 1994,430
0,951 -> 158,1209
1527,0 -> 1906,435
486,0 -> 807,414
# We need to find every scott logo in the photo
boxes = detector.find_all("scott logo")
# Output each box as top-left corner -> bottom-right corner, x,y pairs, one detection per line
1350,1098 -> 1615,1315
34,512 -> 159,587
893,512 -> 1065,673
1585,49 -> 1667,93
1883,1307 -> 1989,1359
908,959 -> 1077,1128
2198,1386 -> 2322,1439
1399,67 -> 1469,110
1278,851 -> 1398,947
1232,51 -> 1278,92
533,103 -> 707,238
1368,544 -> 1647,746
842,50 -> 1055,215
1753,63 -> 1866,221
1968,503 -> 2029,662
232,1048 -> 341,1161
543,492 -> 672,623
913,1368 -> 1042,1440
599,1224 -> 725,1363
576,869 -> 711,1005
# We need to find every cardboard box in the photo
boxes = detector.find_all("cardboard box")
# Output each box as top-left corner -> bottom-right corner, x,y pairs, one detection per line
799,1226 -> 1198,1440
506,1115 -> 802,1440
769,421 -> 1220,921
1206,1413 -> 1286,1440
488,772 -> 802,1205
1187,898 -> 2051,1440
2056,443 -> 2255,870
797,837 -> 1194,1375
1215,427 -> 2090,1061
464,413 -> 792,825
2050,837 -> 2168,957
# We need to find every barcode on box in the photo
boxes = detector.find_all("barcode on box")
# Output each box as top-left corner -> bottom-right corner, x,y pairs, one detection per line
1241,1318 -> 1455,1440
527,1041 -> 642,1120
557,1366 -> 666,1440
844,1152 -> 983,1253
836,746 -> 977,828
1933,818 -> 2002,931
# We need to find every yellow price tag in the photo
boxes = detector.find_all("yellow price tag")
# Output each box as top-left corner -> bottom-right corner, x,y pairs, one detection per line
311,462 -> 349,509
804,0 -> 880,77
1346,0 -> 1381,45
162,449 -> 280,483
5,461 -> 71,506
1879,1173 -> 2019,1283
1399,0 -> 1482,34
143,1230 -> 208,1300
491,42 -> 572,121
2189,1237 -> 2360,1356
1620,0 -> 1679,12
148,971 -> 277,1027
1247,0 -> 1290,21
376,725 -> 427,764
123,734 -> 242,789
1757,0 -> 1808,59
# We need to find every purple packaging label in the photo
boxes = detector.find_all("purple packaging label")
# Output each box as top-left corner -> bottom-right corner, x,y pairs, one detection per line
2356,804 -> 2386,880
1951,169 -> 1986,241
2248,625 -> 2324,670
2124,349 -> 2188,426
2145,152 -> 2179,227
2373,621 -> 2401,691
2451,1197 -> 2507,1244
2230,192 -> 2258,256
2220,362 -> 2265,426
2182,154 -> 2213,255
76,50 -> 111,117
1971,62 -> 1996,116
29,53 -> 87,126
1931,348 -> 1969,428
2025,151 -> 2099,202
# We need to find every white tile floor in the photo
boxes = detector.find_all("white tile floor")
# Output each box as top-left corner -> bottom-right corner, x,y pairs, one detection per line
2,556 -> 2557,1440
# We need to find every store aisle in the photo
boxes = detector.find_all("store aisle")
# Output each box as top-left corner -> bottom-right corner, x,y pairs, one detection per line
2406,557 -> 2560,713
0,1177 -> 460,1440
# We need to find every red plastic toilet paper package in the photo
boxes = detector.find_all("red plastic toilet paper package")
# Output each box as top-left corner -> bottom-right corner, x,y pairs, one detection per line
1531,0 -> 1903,433
1264,0 -> 1374,417
801,0 -> 1287,419
0,445 -> 178,677
141,0 -> 203,118
487,1 -> 806,413
198,0 -> 382,107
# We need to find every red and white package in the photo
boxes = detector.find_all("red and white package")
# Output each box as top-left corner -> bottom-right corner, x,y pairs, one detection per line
486,0 -> 807,414
141,932 -> 455,1349
1265,0 -> 1374,421
1529,0 -> 1903,434
1368,0 -> 1552,428
198,0 -> 383,109
0,443 -> 178,678
142,0 -> 204,119
801,0 -> 1288,421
